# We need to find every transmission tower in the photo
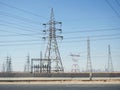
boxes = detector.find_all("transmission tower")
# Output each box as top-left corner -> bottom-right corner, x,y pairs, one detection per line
2,63 -> 5,72
24,54 -> 30,72
86,38 -> 92,73
42,8 -> 64,72
108,45 -> 114,72
6,56 -> 12,72
70,53 -> 80,73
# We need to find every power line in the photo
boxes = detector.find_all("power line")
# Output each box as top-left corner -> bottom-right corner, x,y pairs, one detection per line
0,27 -> 41,39
105,0 -> 120,18
65,33 -> 120,40
0,29 -> 42,39
0,28 -> 119,37
63,37 -> 120,43
115,0 -> 120,8
0,29 -> 17,34
0,27 -> 119,38
0,19 -> 42,37
0,33 -> 41,37
0,39 -> 41,43
0,33 -> 119,43
0,37 -> 119,43
63,27 -> 120,34
0,23 -> 39,33
0,23 -> 119,35
0,27 -> 120,36
0,11 -> 41,25
0,19 -> 40,31
0,42 -> 42,46
0,20 -> 40,32
0,37 -> 120,46
0,1 -> 48,19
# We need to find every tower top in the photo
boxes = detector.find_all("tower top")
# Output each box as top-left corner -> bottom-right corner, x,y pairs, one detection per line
50,8 -> 55,21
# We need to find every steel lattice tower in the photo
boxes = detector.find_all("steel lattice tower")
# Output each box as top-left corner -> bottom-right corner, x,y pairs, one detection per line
108,45 -> 114,72
6,56 -> 12,72
24,54 -> 30,72
42,8 -> 64,72
86,38 -> 92,73
2,63 -> 5,72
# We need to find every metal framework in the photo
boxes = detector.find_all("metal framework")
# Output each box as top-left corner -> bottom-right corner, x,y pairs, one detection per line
31,58 -> 51,73
108,45 -> 114,72
2,63 -> 5,72
42,8 -> 64,72
6,56 -> 12,73
24,54 -> 30,72
86,38 -> 92,73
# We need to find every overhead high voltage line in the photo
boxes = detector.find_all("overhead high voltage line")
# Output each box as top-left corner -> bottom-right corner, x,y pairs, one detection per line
0,1 -> 48,19
105,0 -> 120,18
0,27 -> 119,37
115,0 -> 120,8
63,27 -> 120,34
0,36 -> 120,46
62,37 -> 120,43
0,37 -> 120,47
0,42 -> 42,46
64,33 -> 120,39
0,37 -> 120,46
0,29 -> 42,38
0,23 -> 40,33
1,27 -> 119,41
0,19 -> 40,31
0,33 -> 41,37
0,11 -> 41,25
0,39 -> 41,43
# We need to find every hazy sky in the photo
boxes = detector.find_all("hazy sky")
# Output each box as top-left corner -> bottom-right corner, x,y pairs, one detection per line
0,0 -> 120,72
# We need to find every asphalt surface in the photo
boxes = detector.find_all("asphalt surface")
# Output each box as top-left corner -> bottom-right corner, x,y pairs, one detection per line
0,84 -> 120,90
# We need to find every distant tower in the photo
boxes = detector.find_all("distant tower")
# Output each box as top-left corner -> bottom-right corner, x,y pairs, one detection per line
86,38 -> 92,73
70,53 -> 80,73
6,56 -> 12,72
108,45 -> 114,72
42,8 -> 64,72
24,54 -> 30,72
2,63 -> 5,72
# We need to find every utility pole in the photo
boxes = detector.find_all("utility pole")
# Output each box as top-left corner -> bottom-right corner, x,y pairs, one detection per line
108,45 -> 114,72
86,38 -> 92,80
42,8 -> 64,72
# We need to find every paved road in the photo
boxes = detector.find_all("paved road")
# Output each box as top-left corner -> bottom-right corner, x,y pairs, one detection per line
0,84 -> 120,90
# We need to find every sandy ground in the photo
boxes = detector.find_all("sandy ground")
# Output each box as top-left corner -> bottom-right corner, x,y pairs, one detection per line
0,77 -> 120,84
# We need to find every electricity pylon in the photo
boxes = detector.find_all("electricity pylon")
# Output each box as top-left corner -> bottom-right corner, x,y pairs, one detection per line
86,38 -> 92,73
86,38 -> 92,80
42,8 -> 64,72
6,56 -> 12,72
108,45 -> 114,72
24,54 -> 30,72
